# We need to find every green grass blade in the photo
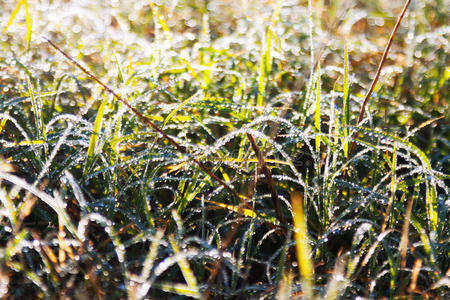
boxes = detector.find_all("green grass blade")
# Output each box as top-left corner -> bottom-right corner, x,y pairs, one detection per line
84,95 -> 108,176
275,241 -> 289,284
256,30 -> 269,107
343,41 -> 350,158
7,261 -> 48,296
26,77 -> 43,140
410,216 -> 436,266
4,230 -> 28,260
110,52 -> 127,166
177,168 -> 200,214
382,143 -> 397,232
256,0 -> 281,107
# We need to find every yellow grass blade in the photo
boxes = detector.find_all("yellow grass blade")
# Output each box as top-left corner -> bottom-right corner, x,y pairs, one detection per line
291,192 -> 314,299
2,1 -> 22,34
163,91 -> 200,128
168,235 -> 200,298
315,62 -> 321,152
206,200 -> 257,218
22,0 -> 32,49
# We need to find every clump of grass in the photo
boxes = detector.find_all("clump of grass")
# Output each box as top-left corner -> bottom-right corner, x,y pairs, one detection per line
0,0 -> 448,299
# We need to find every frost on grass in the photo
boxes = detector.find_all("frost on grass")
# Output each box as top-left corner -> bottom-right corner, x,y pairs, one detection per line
0,0 -> 448,299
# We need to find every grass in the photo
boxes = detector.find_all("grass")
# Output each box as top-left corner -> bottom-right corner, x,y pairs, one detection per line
0,0 -> 449,299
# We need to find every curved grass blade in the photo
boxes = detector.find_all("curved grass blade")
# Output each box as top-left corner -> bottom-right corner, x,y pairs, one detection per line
7,261 -> 49,296
355,127 -> 438,230
0,172 -> 78,240
135,229 -> 164,299
410,216 -> 437,268
43,37 -> 244,202
0,113 -> 8,135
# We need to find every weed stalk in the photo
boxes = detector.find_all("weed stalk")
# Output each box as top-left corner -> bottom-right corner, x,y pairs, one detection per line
349,0 -> 412,157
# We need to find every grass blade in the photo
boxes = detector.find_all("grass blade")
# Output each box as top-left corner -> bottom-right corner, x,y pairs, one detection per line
153,282 -> 201,298
84,94 -> 108,176
315,62 -> 321,153
168,235 -> 200,298
382,142 -> 397,232
22,0 -> 32,49
43,36 -> 244,202
149,2 -> 173,46
163,91 -> 200,129
277,271 -> 293,300
291,192 -> 314,299
2,0 -> 22,34
2,0 -> 32,49
135,230 -> 165,299
343,41 -> 350,158
256,0 -> 281,107
0,172 -> 78,240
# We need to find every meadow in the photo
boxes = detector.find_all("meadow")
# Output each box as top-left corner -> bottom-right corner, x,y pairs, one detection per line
0,0 -> 448,298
